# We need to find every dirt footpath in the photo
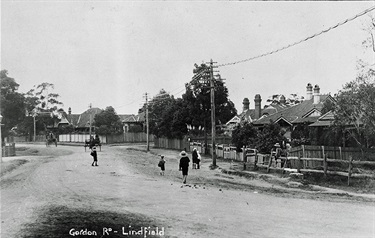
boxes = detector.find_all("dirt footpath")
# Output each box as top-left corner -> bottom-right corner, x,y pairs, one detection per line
1,144 -> 374,238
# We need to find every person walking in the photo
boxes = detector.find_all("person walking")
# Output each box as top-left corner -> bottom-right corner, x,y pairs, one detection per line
192,148 -> 198,169
91,147 -> 98,166
179,151 -> 190,184
158,155 -> 166,176
196,150 -> 201,169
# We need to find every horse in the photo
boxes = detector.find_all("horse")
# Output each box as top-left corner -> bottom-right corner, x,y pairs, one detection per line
46,133 -> 57,147
84,136 -> 101,151
46,137 -> 57,147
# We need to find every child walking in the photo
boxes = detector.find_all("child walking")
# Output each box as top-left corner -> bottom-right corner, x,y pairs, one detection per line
158,155 -> 166,175
91,147 -> 98,166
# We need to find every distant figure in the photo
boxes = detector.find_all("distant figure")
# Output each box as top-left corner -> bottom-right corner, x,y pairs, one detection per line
271,143 -> 282,167
179,151 -> 190,184
158,155 -> 166,176
89,135 -> 95,149
95,134 -> 100,144
197,150 -> 201,169
192,148 -> 201,169
91,147 -> 98,166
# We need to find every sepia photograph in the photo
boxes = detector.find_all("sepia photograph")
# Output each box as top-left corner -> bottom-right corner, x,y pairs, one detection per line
1,1 -> 375,237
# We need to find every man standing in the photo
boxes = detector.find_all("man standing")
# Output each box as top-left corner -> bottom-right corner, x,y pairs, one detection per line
179,151 -> 190,184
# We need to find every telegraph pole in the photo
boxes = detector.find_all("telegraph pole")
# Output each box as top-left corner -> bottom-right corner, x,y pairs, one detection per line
89,103 -> 92,138
145,93 -> 150,151
208,59 -> 217,167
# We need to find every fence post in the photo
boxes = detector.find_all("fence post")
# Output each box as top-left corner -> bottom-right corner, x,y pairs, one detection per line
297,156 -> 301,173
302,145 -> 306,158
323,154 -> 328,178
254,151 -> 258,171
348,155 -> 353,186
339,147 -> 342,160
243,146 -> 247,170
267,155 -> 273,173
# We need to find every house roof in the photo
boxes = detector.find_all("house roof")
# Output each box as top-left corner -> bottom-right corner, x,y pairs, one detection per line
118,112 -> 145,123
65,108 -> 102,128
236,102 -> 292,123
254,94 -> 333,125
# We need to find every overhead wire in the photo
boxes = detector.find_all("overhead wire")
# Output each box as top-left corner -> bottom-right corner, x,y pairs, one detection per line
218,6 -> 375,67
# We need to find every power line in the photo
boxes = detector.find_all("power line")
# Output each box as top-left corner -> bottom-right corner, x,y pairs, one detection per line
218,6 -> 375,67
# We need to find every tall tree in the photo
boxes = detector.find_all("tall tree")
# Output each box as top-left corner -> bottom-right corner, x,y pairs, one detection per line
25,82 -> 64,132
0,70 -> 26,137
326,16 -> 375,148
231,121 -> 258,151
331,75 -> 375,148
94,106 -> 123,134
148,90 -> 189,139
184,63 -> 237,135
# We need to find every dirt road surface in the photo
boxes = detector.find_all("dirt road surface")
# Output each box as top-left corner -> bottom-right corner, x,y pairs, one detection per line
1,144 -> 374,238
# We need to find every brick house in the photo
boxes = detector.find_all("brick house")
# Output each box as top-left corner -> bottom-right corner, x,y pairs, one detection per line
253,84 -> 335,141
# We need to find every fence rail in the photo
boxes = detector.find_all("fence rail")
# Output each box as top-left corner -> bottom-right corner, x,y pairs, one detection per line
10,133 -> 151,144
289,145 -> 375,161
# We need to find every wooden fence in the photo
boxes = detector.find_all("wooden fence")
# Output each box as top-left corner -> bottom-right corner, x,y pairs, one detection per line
241,153 -> 375,185
288,145 -> 375,161
154,137 -> 190,152
58,133 -> 150,144
10,135 -> 46,143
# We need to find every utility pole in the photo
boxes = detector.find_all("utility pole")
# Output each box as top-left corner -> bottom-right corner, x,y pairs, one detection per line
89,103 -> 92,138
33,115 -> 36,142
208,59 -> 217,167
145,93 -> 150,151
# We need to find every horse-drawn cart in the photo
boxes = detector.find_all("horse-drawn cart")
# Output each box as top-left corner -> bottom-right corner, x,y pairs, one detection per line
84,136 -> 101,151
46,132 -> 57,147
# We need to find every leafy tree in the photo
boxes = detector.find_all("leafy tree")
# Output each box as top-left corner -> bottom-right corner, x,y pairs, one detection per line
25,82 -> 64,132
184,63 -> 237,135
148,89 -> 177,137
231,121 -> 258,151
326,16 -> 375,148
330,75 -> 375,148
94,106 -> 123,134
147,90 -> 189,139
0,70 -> 26,137
255,123 -> 286,154
266,93 -> 304,106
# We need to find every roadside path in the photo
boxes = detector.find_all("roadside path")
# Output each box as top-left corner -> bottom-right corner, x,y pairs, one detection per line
1,144 -> 374,238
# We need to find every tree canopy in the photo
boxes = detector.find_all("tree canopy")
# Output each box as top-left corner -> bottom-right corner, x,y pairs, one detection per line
0,70 -> 26,137
94,106 -> 123,134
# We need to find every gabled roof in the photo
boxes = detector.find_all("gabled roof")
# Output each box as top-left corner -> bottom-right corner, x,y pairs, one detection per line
118,112 -> 145,123
254,94 -> 333,125
64,108 -> 102,128
238,109 -> 254,123
226,116 -> 241,125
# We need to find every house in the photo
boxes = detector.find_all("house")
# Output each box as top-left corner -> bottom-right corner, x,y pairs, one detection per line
60,107 -> 103,133
253,84 -> 335,140
118,112 -> 145,132
59,107 -> 145,133
224,94 -> 292,135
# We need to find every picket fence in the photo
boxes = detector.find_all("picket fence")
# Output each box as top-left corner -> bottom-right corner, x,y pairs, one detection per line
58,133 -> 151,144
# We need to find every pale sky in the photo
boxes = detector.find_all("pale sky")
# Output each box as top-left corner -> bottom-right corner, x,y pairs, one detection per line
2,1 -> 374,115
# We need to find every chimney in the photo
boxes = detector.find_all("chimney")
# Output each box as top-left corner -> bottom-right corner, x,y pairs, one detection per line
254,94 -> 262,119
68,107 -> 71,115
242,98 -> 250,112
306,83 -> 313,100
280,95 -> 286,104
313,85 -> 320,104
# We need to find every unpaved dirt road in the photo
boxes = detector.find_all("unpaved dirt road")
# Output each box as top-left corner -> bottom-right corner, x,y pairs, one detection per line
1,144 -> 374,238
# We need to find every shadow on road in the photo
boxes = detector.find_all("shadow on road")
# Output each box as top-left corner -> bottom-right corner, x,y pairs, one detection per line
20,205 -> 169,238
